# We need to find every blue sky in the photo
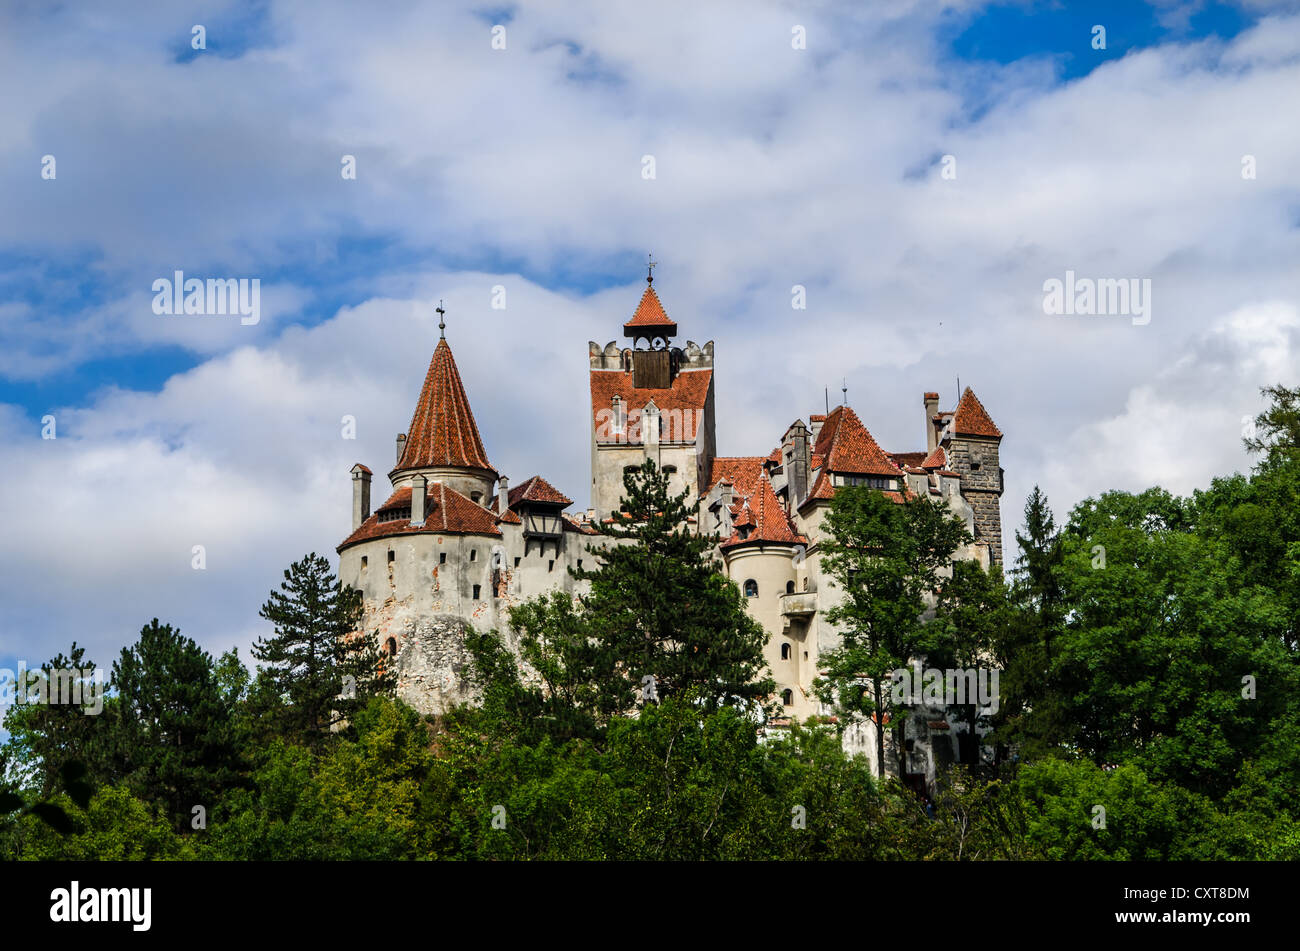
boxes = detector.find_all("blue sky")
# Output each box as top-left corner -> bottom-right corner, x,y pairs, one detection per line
1,0 -> 1298,687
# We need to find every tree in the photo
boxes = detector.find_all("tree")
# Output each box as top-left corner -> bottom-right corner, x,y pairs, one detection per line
929,559 -> 1012,766
0,642 -> 111,797
110,619 -> 243,830
504,459 -> 773,726
814,486 -> 970,779
253,552 -> 394,746
990,487 -> 1072,759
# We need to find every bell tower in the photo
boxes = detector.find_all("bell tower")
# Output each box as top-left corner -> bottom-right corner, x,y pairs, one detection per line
587,260 -> 716,520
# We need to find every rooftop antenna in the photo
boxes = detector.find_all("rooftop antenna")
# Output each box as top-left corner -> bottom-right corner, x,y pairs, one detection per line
646,253 -> 657,285
436,300 -> 446,339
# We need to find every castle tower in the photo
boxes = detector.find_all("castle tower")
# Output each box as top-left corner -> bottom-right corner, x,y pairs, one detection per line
588,269 -> 716,518
941,387 -> 1004,566
337,322 -> 512,715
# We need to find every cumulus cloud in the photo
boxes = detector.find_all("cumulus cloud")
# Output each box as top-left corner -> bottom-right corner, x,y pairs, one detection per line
1,1 -> 1298,667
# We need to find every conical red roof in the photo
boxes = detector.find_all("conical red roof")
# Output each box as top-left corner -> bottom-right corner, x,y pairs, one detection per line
395,339 -> 496,474
623,285 -> 677,336
722,473 -> 805,549
951,387 -> 1002,438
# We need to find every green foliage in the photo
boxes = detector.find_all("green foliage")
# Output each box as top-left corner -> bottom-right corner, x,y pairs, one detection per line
110,619 -> 243,831
814,485 -> 971,775
253,552 -> 394,746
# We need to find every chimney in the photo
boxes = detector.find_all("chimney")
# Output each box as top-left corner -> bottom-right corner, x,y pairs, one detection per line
410,474 -> 427,526
395,432 -> 407,465
784,420 -> 810,507
351,464 -> 372,530
498,476 -> 509,515
924,392 -> 940,453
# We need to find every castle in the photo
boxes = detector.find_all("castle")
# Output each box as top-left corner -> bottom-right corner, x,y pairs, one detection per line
337,273 -> 1004,777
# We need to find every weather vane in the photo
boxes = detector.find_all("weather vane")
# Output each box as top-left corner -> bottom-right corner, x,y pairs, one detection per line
436,299 -> 446,339
647,253 -> 657,284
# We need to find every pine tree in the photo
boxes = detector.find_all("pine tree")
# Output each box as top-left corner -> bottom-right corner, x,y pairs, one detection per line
253,552 -> 393,746
111,619 -> 242,830
573,459 -> 773,715
501,459 -> 773,731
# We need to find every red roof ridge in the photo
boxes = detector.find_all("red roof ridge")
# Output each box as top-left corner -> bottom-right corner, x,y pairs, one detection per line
508,475 -> 573,508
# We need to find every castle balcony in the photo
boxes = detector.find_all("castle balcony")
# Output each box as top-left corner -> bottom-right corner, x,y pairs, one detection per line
780,591 -> 818,618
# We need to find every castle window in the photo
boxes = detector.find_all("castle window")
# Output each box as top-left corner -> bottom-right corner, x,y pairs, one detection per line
472,584 -> 481,599
780,643 -> 791,660
361,556 -> 368,570
388,550 -> 395,563
440,552 -> 447,565
548,560 -> 554,572
384,637 -> 397,657
471,492 -> 482,503
469,549 -> 477,562
577,559 -> 583,570
781,689 -> 793,707
514,557 -> 520,567
743,579 -> 758,598
786,581 -> 795,594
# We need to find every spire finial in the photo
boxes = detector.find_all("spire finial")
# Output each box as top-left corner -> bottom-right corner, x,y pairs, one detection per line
436,300 -> 446,339
842,378 -> 848,406
647,253 -> 657,285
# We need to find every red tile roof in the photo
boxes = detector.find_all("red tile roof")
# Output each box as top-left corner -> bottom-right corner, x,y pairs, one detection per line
922,446 -> 946,469
338,481 -> 502,550
623,285 -> 678,336
721,473 -> 806,550
590,368 -> 712,444
704,456 -> 766,496
352,463 -> 372,475
563,514 -> 600,535
888,451 -> 927,469
951,387 -> 1002,438
812,406 -> 905,478
396,339 -> 496,474
507,475 -> 573,508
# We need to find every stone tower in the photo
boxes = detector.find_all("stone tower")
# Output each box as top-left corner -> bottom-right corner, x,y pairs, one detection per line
935,387 -> 1005,566
588,274 -> 716,518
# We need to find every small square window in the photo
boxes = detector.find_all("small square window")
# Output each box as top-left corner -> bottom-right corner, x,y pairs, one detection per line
472,584 -> 481,599
387,551 -> 395,563
439,552 -> 447,565
514,557 -> 520,567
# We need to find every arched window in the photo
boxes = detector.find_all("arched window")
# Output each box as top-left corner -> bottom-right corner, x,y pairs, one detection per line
384,637 -> 397,657
780,643 -> 791,660
781,689 -> 793,707
471,492 -> 482,503
785,580 -> 795,594
743,579 -> 758,598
